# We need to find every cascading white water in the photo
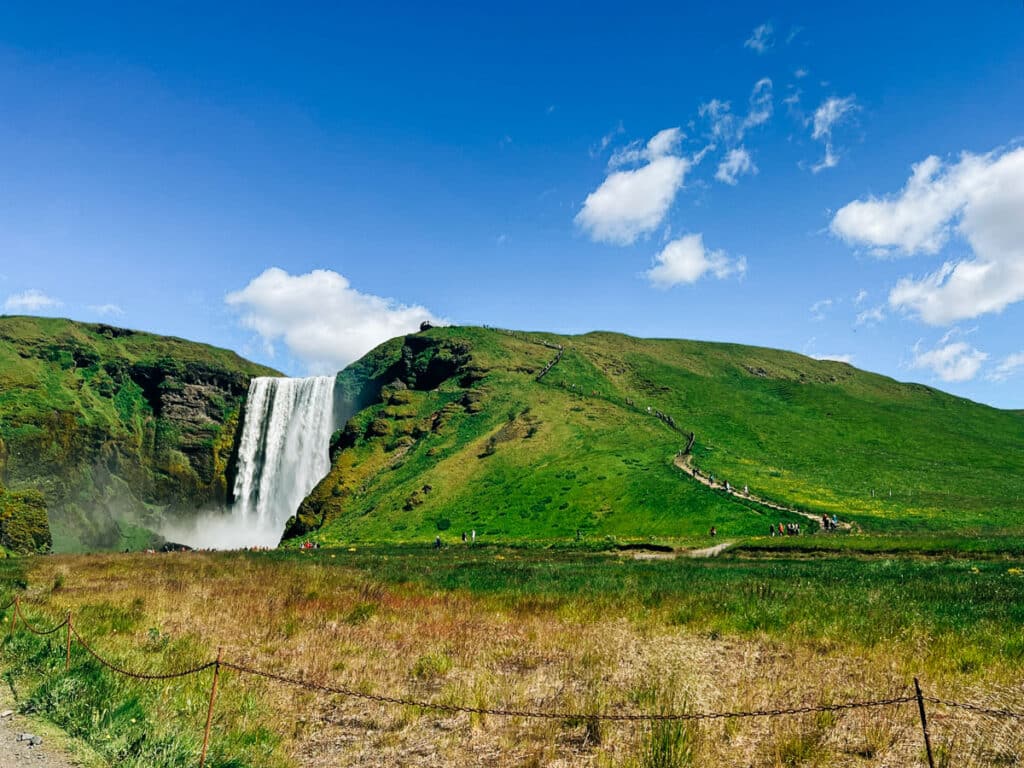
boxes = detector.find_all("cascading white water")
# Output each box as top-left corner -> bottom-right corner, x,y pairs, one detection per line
158,375 -> 339,550
226,376 -> 338,547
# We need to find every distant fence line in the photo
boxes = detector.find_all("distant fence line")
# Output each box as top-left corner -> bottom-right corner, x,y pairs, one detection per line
2,596 -> 1022,768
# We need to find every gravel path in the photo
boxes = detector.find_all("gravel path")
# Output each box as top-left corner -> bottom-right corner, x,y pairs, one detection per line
0,694 -> 85,768
684,541 -> 734,558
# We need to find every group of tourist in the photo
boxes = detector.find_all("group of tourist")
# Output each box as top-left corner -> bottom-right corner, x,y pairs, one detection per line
772,522 -> 801,536
820,514 -> 840,531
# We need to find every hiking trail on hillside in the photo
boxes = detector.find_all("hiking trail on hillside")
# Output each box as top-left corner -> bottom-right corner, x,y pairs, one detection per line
518,329 -> 854,535
674,454 -> 852,531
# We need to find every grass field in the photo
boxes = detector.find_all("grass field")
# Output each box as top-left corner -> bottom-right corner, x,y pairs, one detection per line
3,540 -> 1024,767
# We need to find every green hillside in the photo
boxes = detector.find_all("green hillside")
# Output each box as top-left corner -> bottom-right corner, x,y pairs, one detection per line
0,315 -> 279,551
290,326 -> 1024,544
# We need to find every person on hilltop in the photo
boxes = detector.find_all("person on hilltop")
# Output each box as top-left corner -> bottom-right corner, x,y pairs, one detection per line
434,535 -> 442,549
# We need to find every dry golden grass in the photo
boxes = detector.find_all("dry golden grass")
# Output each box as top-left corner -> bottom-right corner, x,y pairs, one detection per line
9,551 -> 1024,767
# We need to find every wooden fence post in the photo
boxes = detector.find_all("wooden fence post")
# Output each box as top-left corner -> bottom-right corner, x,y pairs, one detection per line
199,647 -> 223,768
914,677 -> 936,768
10,596 -> 18,635
65,611 -> 73,671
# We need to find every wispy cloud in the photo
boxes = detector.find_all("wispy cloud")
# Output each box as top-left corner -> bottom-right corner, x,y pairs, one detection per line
744,23 -> 774,54
987,352 -> 1024,382
810,95 -> 858,172
810,298 -> 834,321
3,289 -> 63,313
591,121 -> 625,157
88,303 -> 125,317
855,305 -> 886,327
715,147 -> 757,185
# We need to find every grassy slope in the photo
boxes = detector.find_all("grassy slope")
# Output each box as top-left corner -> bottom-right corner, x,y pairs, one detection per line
0,315 -> 279,551
297,327 -> 1023,545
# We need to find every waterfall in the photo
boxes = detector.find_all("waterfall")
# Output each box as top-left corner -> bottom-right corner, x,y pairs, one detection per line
225,376 -> 338,547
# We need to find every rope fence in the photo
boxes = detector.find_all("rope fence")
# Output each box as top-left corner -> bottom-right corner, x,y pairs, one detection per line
2,595 -> 1022,768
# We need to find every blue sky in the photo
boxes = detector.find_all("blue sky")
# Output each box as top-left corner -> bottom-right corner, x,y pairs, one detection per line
1,2 -> 1023,407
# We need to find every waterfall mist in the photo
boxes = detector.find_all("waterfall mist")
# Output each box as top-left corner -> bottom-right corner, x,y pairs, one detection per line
161,376 -> 339,549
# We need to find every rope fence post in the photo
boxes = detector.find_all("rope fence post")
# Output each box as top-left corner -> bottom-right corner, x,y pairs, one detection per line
199,646 -> 223,768
65,611 -> 73,671
914,677 -> 936,768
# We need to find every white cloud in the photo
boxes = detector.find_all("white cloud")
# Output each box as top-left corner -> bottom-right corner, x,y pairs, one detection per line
646,234 -> 746,288
744,23 -> 774,54
226,268 -> 441,374
910,340 -> 988,383
855,305 -> 886,327
809,95 -> 858,172
811,96 -> 857,140
832,146 -> 1024,324
715,147 -> 757,185
577,128 -> 691,245
699,99 -> 735,142
88,303 -> 124,317
743,78 -> 774,131
810,298 -> 833,321
988,352 -> 1024,382
645,127 -> 684,159
609,127 -> 684,169
700,79 -> 774,145
812,146 -> 840,173
813,353 -> 854,364
794,68 -> 808,79
3,289 -> 62,313
854,289 -> 868,305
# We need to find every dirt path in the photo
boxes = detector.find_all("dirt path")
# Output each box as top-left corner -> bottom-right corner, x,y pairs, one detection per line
684,541 -> 734,558
673,454 -> 852,531
0,687 -> 96,768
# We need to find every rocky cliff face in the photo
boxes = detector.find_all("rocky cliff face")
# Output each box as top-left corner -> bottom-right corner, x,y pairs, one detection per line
0,316 -> 279,551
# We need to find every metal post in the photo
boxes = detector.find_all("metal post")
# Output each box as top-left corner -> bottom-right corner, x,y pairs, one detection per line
65,611 -> 73,671
199,647 -> 223,768
914,677 -> 936,768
